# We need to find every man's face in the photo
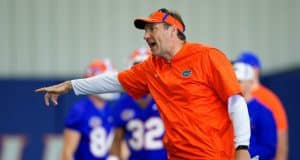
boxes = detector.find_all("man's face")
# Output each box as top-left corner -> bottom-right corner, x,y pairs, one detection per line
143,23 -> 172,57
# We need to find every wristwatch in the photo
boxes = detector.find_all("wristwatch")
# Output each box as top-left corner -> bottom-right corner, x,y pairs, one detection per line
236,145 -> 249,150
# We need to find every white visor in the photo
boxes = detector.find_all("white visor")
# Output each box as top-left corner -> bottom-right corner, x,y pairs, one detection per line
233,62 -> 255,81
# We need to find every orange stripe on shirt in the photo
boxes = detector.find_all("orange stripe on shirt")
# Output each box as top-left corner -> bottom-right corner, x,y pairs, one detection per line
252,85 -> 288,131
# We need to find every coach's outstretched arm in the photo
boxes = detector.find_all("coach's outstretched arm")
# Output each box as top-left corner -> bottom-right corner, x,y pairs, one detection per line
35,72 -> 123,106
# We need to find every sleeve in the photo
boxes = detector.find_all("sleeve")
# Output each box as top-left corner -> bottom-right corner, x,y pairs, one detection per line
251,107 -> 277,159
273,99 -> 288,132
270,97 -> 288,131
64,103 -> 83,131
228,94 -> 251,147
72,72 -> 123,95
206,48 -> 242,102
117,60 -> 150,99
255,87 -> 288,131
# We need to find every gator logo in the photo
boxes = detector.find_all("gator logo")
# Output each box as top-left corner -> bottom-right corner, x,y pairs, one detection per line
182,70 -> 192,77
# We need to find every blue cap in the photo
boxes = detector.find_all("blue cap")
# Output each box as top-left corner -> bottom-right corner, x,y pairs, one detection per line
235,51 -> 261,70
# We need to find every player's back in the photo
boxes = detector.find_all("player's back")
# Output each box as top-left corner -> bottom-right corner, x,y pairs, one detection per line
113,94 -> 167,160
65,97 -> 114,160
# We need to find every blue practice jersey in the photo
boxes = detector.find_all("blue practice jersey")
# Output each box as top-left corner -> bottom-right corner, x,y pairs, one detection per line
112,94 -> 168,160
64,97 -> 114,160
248,99 -> 277,160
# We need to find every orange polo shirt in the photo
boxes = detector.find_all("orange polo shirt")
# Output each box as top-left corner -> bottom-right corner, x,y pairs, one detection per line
252,84 -> 288,132
118,42 -> 241,160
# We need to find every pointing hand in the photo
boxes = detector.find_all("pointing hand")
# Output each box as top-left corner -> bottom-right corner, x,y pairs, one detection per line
35,81 -> 73,106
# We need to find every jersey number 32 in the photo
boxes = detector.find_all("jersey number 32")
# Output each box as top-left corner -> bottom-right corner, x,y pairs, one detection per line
127,117 -> 164,150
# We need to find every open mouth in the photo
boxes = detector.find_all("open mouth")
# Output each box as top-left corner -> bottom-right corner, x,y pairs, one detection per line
148,41 -> 157,49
